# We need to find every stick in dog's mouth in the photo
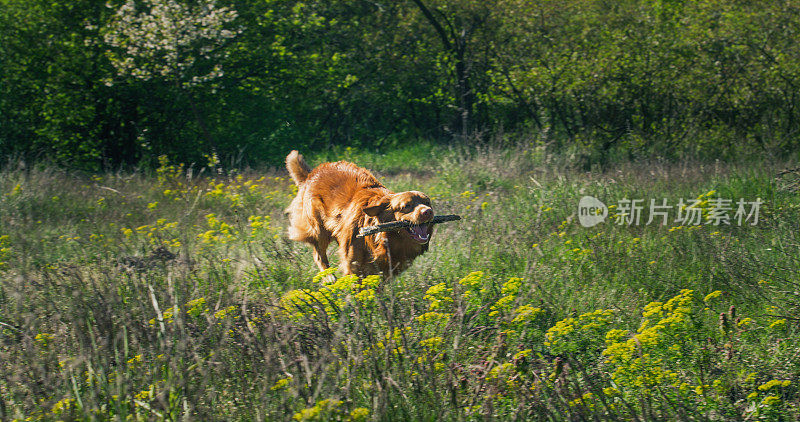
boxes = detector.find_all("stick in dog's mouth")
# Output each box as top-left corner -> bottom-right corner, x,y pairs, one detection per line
356,214 -> 460,238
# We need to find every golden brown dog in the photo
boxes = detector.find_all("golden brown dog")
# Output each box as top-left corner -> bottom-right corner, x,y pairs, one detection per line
285,150 -> 434,277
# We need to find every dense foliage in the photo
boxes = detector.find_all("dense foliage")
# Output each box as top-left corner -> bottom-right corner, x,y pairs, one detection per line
2,0 -> 800,169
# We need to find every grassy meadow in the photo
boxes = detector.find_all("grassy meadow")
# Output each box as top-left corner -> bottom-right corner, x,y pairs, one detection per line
1,144 -> 800,420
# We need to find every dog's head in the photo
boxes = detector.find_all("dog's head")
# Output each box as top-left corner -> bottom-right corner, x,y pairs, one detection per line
364,190 -> 434,244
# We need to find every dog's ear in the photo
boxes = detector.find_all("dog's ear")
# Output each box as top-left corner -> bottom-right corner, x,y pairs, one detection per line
364,196 -> 390,216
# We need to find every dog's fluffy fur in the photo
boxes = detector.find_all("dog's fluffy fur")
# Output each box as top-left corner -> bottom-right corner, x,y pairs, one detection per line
285,150 -> 434,277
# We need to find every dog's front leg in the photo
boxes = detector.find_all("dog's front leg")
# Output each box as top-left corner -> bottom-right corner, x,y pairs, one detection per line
311,235 -> 331,272
337,235 -> 367,276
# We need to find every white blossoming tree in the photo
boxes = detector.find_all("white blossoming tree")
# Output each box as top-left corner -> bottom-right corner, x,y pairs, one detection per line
101,0 -> 241,147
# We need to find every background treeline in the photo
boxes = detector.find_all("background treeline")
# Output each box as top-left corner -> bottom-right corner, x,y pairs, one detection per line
2,0 -> 799,170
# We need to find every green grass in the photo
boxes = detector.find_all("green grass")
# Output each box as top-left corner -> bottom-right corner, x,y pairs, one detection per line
1,147 -> 800,420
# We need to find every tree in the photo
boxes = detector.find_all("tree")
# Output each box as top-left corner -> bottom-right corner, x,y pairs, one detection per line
100,0 -> 241,151
408,0 -> 492,138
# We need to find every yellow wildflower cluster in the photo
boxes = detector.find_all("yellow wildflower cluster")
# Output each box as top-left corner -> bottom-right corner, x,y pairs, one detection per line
281,271 -> 381,321
758,379 -> 791,391
545,309 -> 616,355
568,392 -> 597,411
419,336 -> 444,349
0,234 -> 11,268
9,182 -> 23,196
367,326 -> 410,358
488,277 -> 522,317
416,311 -> 452,326
51,397 -> 73,415
745,379 -> 789,414
214,306 -> 237,320
205,180 -> 244,208
133,381 -> 164,403
126,354 -> 143,367
127,218 -> 181,247
197,213 -> 238,245
459,271 -> 484,305
421,273 -> 542,343
488,362 -> 514,380
511,304 -> 543,324
769,319 -> 787,330
248,215 -> 272,239
696,189 -> 717,223
154,155 -> 291,213
34,332 -> 54,347
424,282 -> 453,311
186,297 -> 208,317
145,297 -> 218,327
460,190 -> 490,210
271,377 -> 292,391
601,290 -> 709,398
154,155 -> 193,200
292,399 -> 368,421
148,305 -> 179,326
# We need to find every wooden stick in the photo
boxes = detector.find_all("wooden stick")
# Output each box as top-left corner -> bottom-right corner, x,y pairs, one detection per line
357,214 -> 461,238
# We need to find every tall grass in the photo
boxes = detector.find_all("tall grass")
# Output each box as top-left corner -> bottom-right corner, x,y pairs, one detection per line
1,148 -> 799,420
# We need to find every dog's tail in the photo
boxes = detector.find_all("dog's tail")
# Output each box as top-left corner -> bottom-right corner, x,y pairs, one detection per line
286,150 -> 312,185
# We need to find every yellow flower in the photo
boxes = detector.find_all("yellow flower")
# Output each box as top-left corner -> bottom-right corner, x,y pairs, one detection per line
126,354 -> 143,365
416,311 -> 452,324
511,305 -> 542,324
271,377 -> 291,391
419,337 -> 443,349
487,363 -> 514,380
513,349 -> 532,360
458,271 -> 484,288
501,277 -> 522,295
604,329 -> 629,344
214,306 -> 236,320
348,407 -> 369,421
293,399 -> 344,421
51,398 -> 73,414
185,298 -> 207,317
35,332 -> 53,346
703,291 -> 722,302
769,319 -> 787,330
353,289 -> 375,304
424,282 -> 453,311
759,379 -> 790,391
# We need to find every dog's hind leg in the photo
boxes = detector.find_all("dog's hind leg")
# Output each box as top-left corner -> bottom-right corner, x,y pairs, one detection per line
313,233 -> 338,284
311,233 -> 331,272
